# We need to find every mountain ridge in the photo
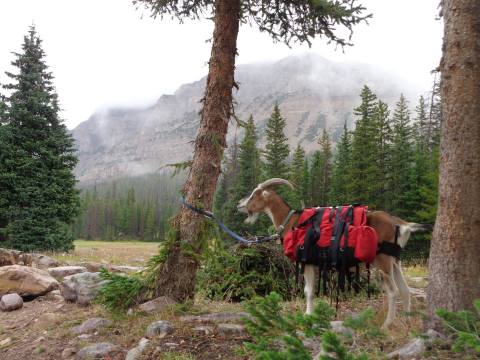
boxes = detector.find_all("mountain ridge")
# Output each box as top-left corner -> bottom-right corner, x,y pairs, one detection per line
72,54 -> 421,185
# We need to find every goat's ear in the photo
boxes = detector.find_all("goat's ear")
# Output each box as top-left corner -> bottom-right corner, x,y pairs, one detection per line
262,190 -> 270,198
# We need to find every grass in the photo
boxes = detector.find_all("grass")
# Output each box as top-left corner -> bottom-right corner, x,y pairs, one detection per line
49,240 -> 161,266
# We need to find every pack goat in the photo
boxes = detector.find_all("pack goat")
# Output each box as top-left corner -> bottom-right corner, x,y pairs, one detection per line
237,178 -> 432,328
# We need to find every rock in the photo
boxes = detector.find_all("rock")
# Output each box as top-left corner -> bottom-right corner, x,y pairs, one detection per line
60,272 -> 108,306
125,338 -> 150,360
217,323 -> 246,337
76,342 -> 121,359
409,287 -> 426,301
138,296 -> 176,314
61,347 -> 77,359
387,338 -> 426,359
0,337 -> 12,347
110,265 -> 144,274
24,253 -> 61,269
297,331 -> 323,353
71,318 -> 112,335
0,293 -> 23,311
193,325 -> 214,335
48,266 -> 87,280
32,312 -> 61,330
330,320 -> 354,337
76,262 -> 104,272
0,248 -> 19,266
0,265 -> 59,297
180,312 -> 250,323
146,320 -> 175,338
77,334 -> 93,340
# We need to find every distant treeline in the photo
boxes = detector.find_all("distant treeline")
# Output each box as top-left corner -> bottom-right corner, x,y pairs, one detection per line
72,173 -> 183,241
214,83 -> 441,260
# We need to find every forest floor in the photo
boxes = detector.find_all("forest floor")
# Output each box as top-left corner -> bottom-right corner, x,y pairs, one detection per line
0,241 -> 467,359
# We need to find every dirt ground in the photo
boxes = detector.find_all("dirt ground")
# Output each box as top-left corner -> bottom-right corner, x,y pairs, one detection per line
0,242 -> 470,359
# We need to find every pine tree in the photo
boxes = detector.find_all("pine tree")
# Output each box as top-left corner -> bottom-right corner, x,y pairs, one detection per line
329,122 -> 351,204
0,27 -> 79,251
264,104 -> 290,179
300,158 -> 311,207
369,100 -> 392,209
290,144 -> 306,207
310,151 -> 323,205
389,94 -> 414,217
318,129 -> 332,205
348,86 -> 378,203
223,116 -> 264,234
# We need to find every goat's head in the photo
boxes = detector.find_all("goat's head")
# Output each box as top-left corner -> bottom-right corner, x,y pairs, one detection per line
237,178 -> 294,224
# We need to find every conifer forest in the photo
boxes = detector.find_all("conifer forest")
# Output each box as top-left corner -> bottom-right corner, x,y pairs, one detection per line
0,0 -> 478,359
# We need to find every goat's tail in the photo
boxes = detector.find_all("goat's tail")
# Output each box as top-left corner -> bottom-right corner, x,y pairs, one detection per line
406,222 -> 434,233
396,222 -> 433,248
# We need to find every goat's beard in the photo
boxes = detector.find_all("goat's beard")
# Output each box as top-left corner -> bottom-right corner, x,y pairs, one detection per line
244,212 -> 259,224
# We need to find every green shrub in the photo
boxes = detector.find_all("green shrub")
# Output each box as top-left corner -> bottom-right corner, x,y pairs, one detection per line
96,268 -> 145,312
436,299 -> 480,353
197,242 -> 295,301
243,292 -> 368,360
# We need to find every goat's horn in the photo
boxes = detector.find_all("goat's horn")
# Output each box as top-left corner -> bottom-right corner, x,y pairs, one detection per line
258,178 -> 295,190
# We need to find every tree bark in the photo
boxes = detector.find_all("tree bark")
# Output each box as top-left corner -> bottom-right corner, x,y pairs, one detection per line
154,0 -> 240,301
426,0 -> 480,330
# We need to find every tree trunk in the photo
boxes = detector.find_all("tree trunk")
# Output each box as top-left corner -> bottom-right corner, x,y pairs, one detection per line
426,0 -> 480,330
153,0 -> 240,302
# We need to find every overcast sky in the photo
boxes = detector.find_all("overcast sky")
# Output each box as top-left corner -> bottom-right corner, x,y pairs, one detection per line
0,0 -> 443,129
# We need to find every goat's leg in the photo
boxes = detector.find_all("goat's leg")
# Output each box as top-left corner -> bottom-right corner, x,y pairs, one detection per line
303,264 -> 316,315
392,261 -> 410,312
381,265 -> 398,329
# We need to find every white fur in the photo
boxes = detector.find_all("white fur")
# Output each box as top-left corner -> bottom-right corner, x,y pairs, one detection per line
304,264 -> 316,315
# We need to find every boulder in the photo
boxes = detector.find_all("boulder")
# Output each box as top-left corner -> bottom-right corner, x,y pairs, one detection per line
76,262 -> 104,273
330,320 -> 354,337
145,320 -> 175,338
193,325 -> 214,335
125,338 -> 150,360
138,296 -> 176,314
71,318 -> 112,335
110,265 -> 144,273
180,312 -> 250,323
76,343 -> 121,360
0,265 -> 58,297
24,253 -> 61,269
60,272 -> 108,306
387,338 -> 426,359
61,347 -> 77,359
48,266 -> 87,280
0,293 -> 23,311
0,248 -> 19,266
217,323 -> 246,337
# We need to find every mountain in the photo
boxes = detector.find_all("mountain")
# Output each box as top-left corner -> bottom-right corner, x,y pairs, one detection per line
72,54 -> 420,184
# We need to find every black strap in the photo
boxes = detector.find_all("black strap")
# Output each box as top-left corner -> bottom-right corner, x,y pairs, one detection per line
330,206 -> 344,267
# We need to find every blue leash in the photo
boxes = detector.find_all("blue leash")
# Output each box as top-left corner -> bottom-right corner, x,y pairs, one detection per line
181,197 -> 279,245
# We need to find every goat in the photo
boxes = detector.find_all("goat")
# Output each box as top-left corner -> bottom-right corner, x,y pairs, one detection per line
237,178 -> 432,328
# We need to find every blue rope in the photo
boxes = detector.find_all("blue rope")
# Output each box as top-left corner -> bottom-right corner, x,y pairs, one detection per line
181,197 -> 278,245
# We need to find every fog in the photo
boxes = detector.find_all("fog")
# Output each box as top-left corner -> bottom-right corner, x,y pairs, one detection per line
0,0 -> 442,129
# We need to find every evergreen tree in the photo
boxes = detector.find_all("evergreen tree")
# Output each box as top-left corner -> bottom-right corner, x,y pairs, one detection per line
0,27 -> 79,251
223,116 -> 265,234
389,94 -> 414,217
329,122 -> 351,204
300,157 -> 311,208
317,129 -> 332,205
348,86 -> 378,203
263,104 -> 290,179
369,100 -> 392,209
309,150 -> 323,205
290,144 -> 306,207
